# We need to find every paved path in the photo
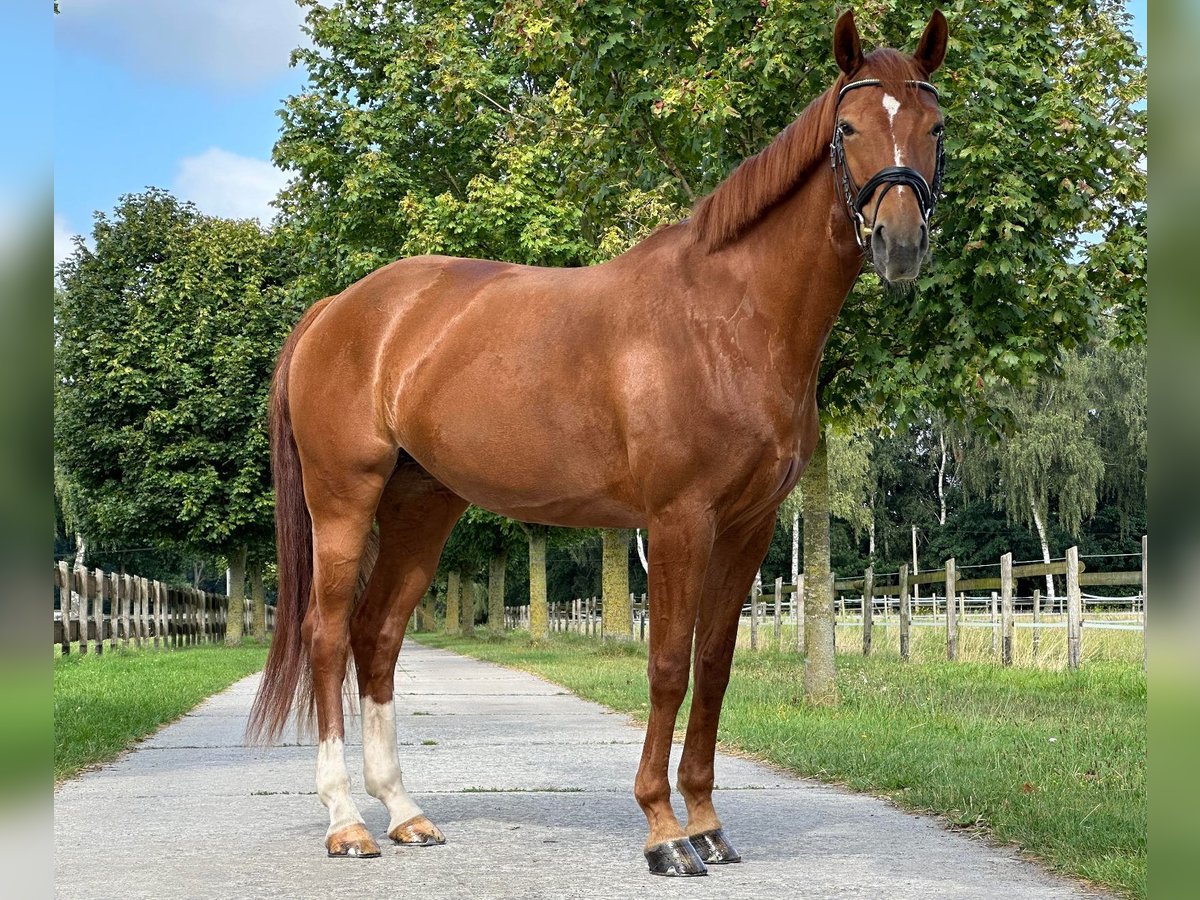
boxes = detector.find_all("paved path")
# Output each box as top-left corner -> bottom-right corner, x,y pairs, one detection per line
54,643 -> 1108,899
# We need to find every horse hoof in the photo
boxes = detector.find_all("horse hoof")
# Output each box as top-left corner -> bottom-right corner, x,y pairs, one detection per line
326,823 -> 381,858
645,837 -> 709,876
389,814 -> 445,847
689,827 -> 742,864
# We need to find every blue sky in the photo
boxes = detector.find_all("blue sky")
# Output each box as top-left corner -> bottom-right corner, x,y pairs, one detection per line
46,1 -> 1148,269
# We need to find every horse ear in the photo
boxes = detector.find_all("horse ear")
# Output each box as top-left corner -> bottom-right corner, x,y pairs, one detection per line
914,9 -> 948,75
833,9 -> 863,76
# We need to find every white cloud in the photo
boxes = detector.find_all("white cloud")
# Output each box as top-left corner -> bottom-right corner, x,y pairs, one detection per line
56,0 -> 308,88
173,148 -> 290,224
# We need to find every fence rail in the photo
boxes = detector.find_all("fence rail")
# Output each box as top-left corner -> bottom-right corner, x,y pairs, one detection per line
52,561 -> 274,653
495,537 -> 1147,671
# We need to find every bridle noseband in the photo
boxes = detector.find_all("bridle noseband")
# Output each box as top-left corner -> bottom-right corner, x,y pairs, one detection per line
830,78 -> 946,250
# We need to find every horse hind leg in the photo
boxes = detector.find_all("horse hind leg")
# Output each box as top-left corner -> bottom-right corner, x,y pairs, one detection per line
304,455 -> 395,859
351,463 -> 467,847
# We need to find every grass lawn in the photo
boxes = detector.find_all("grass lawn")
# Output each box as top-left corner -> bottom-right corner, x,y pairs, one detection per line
414,630 -> 1145,898
54,642 -> 268,782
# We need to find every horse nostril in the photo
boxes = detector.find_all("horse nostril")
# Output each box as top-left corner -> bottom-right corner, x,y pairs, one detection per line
919,222 -> 928,245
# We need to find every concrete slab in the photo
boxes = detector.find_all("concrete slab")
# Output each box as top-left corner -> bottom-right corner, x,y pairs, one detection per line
54,642 -> 1110,899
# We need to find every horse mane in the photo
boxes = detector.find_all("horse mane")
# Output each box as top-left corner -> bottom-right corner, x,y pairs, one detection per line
690,49 -> 922,252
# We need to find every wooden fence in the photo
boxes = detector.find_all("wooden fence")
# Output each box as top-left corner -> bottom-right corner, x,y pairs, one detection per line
497,537 -> 1146,670
52,561 -> 275,654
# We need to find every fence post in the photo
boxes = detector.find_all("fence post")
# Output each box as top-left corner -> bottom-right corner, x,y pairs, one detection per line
56,561 -> 71,654
989,591 -> 998,656
898,564 -> 911,660
772,580 -> 782,652
794,574 -> 805,652
1000,552 -> 1014,666
1141,534 -> 1148,670
94,567 -> 107,654
73,565 -> 89,655
862,567 -> 874,656
749,580 -> 760,650
944,558 -> 957,661
1032,588 -> 1041,661
138,576 -> 149,648
119,574 -> 131,649
149,581 -> 158,648
1066,546 -> 1082,669
154,582 -> 164,649
139,577 -> 148,648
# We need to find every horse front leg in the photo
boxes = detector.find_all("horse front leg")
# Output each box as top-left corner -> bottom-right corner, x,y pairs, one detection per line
635,511 -> 716,876
676,511 -> 778,865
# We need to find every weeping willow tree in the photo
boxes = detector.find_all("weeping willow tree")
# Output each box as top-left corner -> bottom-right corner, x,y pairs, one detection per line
957,351 -> 1107,597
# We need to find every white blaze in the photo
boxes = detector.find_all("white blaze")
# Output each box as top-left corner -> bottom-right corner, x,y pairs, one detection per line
316,736 -> 363,835
882,93 -> 906,195
362,697 -> 423,830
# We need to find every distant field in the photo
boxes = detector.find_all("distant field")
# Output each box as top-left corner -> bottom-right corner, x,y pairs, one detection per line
415,630 -> 1145,898
54,643 -> 268,782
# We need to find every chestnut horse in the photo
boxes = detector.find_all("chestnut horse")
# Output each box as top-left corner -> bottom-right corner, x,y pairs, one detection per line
249,9 -> 947,876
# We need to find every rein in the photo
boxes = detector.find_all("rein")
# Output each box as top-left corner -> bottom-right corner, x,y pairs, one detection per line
829,78 -> 945,250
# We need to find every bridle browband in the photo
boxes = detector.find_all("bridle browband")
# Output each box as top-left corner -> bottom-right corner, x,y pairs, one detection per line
830,78 -> 946,250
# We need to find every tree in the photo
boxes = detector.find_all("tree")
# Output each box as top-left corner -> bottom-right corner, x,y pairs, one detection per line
800,432 -> 837,706
600,529 -> 632,640
956,327 -> 1145,594
55,190 -> 287,623
958,350 -> 1102,597
526,525 -> 549,642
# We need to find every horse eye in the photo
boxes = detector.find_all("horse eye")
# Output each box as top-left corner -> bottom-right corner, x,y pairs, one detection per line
838,122 -> 856,136
931,122 -> 945,137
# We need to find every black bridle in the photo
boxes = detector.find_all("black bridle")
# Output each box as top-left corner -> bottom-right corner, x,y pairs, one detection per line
830,78 -> 945,250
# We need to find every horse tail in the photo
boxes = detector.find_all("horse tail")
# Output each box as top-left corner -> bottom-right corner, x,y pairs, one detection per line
246,296 -> 335,745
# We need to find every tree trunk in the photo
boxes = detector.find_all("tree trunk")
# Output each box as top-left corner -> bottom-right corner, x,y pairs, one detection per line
601,529 -> 632,640
224,544 -> 247,646
1032,502 -> 1057,599
250,560 -> 267,642
937,431 -> 948,526
445,570 -> 462,635
69,534 -> 86,619
635,528 -> 649,574
488,549 -> 507,634
802,431 -> 839,706
791,509 -> 801,585
461,577 -> 476,637
528,528 -> 548,642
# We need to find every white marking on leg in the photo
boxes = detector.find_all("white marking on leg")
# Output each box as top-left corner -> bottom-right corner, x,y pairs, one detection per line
316,736 -> 364,836
362,697 -> 423,831
882,93 -> 906,195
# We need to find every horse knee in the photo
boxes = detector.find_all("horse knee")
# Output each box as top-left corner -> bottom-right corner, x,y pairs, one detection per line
647,655 -> 689,709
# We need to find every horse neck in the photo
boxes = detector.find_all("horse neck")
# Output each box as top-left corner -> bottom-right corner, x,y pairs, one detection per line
717,167 -> 864,393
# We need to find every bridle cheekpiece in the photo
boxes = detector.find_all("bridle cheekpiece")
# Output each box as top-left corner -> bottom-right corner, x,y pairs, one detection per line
830,78 -> 945,250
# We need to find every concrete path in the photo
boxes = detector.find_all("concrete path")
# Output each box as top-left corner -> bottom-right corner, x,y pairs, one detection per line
54,643 -> 1108,899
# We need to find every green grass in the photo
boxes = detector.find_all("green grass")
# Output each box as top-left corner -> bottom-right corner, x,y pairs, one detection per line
415,630 -> 1145,898
54,642 -> 268,782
